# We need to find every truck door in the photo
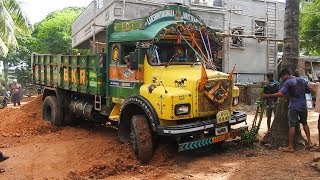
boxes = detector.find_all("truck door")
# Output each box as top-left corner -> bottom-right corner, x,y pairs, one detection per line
108,43 -> 141,101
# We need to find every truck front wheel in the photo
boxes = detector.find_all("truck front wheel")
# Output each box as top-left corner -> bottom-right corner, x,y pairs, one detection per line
130,115 -> 154,163
42,96 -> 63,126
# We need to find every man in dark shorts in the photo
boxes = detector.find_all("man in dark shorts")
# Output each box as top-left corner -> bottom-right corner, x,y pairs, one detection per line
262,68 -> 313,152
263,73 -> 280,132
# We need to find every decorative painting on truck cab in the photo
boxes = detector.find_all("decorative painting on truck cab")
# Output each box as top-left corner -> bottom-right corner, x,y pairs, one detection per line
114,20 -> 144,32
109,43 -> 144,84
112,44 -> 120,62
112,5 -> 204,33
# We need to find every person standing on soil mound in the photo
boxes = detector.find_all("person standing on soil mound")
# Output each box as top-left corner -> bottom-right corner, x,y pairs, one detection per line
262,68 -> 314,152
263,72 -> 280,132
10,79 -> 22,106
308,75 -> 320,152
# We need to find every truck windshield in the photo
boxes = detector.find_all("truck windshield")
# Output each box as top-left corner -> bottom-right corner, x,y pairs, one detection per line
147,41 -> 202,66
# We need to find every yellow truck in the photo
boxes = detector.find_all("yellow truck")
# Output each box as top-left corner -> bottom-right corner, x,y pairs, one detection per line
32,3 -> 247,163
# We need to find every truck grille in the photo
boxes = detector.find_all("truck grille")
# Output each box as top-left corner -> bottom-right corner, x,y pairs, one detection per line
198,79 -> 232,112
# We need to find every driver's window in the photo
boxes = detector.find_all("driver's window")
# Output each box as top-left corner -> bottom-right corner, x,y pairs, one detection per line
147,46 -> 160,65
187,50 -> 196,62
122,44 -> 136,66
174,45 -> 186,62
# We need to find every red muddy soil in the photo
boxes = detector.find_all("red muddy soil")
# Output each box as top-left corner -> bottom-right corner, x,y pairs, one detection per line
0,97 -> 319,179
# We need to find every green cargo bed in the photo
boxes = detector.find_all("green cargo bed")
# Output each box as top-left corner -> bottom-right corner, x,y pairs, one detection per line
31,53 -> 105,95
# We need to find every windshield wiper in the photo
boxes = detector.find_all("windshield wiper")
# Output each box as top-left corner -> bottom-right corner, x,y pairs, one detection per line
191,54 -> 201,67
165,53 -> 178,67
191,59 -> 201,67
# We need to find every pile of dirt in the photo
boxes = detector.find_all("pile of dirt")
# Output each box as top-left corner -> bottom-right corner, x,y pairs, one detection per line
67,143 -> 138,179
0,95 -> 58,138
0,95 -> 178,179
67,142 -> 177,179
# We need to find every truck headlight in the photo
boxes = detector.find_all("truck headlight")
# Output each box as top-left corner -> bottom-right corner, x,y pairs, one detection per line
174,104 -> 190,116
233,97 -> 239,106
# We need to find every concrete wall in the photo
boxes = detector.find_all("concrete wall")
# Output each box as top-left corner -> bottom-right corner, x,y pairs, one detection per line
72,1 -> 95,48
223,0 -> 284,83
71,0 -> 225,49
275,1 -> 285,40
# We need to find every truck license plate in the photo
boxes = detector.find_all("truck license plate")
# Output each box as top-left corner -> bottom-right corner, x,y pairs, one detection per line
216,110 -> 231,124
212,130 -> 242,144
215,126 -> 228,136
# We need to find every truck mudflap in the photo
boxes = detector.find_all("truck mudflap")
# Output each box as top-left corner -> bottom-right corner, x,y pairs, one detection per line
178,126 -> 248,152
157,111 -> 247,136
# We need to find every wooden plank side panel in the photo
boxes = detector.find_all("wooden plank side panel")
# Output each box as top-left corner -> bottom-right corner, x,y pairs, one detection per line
32,54 -> 102,96
32,54 -> 41,84
61,55 -> 71,90
60,55 -> 100,95
78,55 -> 88,94
53,55 -> 61,88
39,55 -> 46,85
87,55 -> 100,95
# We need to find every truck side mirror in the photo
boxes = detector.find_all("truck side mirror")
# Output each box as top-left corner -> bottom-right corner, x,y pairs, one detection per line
129,51 -> 138,70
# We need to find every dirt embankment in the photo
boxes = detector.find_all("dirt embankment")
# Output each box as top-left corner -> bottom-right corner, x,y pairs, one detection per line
0,96 -> 58,139
0,96 -> 177,179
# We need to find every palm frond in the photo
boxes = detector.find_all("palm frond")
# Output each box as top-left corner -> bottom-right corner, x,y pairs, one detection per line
0,37 -> 9,56
4,0 -> 31,33
0,0 -> 31,56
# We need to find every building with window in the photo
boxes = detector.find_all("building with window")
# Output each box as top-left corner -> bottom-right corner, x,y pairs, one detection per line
71,0 -> 284,83
223,0 -> 284,83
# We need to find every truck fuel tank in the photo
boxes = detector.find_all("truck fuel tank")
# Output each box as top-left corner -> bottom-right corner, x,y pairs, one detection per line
69,100 -> 94,120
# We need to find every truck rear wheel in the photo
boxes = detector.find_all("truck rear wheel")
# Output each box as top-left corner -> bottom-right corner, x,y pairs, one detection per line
130,115 -> 154,163
42,96 -> 63,126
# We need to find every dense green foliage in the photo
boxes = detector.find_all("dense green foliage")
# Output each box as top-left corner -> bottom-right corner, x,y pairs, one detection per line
0,0 -> 30,84
1,6 -> 85,84
5,33 -> 32,66
300,0 -> 320,55
0,0 -> 30,56
31,7 -> 84,54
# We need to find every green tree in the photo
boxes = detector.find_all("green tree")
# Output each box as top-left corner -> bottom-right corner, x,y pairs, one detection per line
0,0 -> 31,83
300,0 -> 320,55
31,7 -> 84,54
1,32 -> 32,83
5,33 -> 32,66
0,0 -> 30,56
263,0 -> 306,149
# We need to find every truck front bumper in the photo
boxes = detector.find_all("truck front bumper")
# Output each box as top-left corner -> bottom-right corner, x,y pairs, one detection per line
178,126 -> 248,151
157,111 -> 247,136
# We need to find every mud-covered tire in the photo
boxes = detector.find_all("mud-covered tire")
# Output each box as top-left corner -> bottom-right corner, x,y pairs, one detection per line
130,115 -> 154,163
42,96 -> 63,126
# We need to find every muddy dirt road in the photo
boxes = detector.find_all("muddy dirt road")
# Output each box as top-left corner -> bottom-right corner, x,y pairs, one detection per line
0,96 -> 319,179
